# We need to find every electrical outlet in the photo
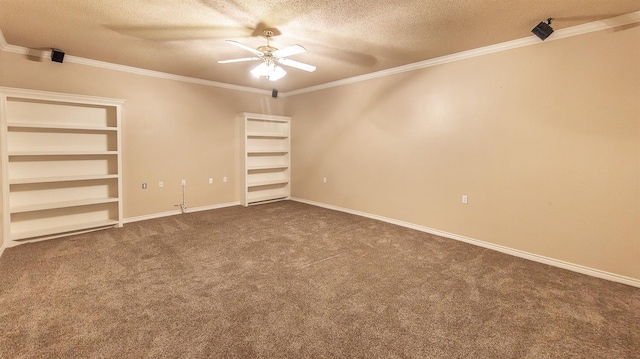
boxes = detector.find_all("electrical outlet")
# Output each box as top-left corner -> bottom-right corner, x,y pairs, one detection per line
323,177 -> 327,183
223,176 -> 228,183
142,183 -> 147,189
159,181 -> 163,188
208,178 -> 213,184
462,195 -> 468,204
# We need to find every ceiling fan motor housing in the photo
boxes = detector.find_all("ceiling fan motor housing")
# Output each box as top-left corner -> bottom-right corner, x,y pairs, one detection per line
258,46 -> 277,54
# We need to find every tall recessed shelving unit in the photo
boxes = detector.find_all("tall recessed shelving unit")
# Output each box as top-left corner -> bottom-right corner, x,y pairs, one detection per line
0,87 -> 124,245
239,113 -> 291,206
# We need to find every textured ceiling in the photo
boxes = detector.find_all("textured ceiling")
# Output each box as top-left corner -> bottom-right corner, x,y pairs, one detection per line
1,0 -> 639,92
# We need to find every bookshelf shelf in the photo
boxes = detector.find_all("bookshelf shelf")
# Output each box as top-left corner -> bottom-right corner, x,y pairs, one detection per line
1,87 -> 124,243
239,113 -> 291,206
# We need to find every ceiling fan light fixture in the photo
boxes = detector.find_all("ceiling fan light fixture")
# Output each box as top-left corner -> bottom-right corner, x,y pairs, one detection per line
220,28 -> 313,81
250,62 -> 268,78
251,62 -> 287,81
268,65 -> 287,81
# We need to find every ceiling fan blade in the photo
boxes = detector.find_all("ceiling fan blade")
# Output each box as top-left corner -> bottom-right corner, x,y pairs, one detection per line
272,44 -> 306,58
218,57 -> 260,64
277,58 -> 316,72
226,40 -> 263,56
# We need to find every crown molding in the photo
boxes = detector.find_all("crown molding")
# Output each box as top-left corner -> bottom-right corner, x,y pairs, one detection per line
65,55 -> 272,95
0,29 -> 271,96
2,11 -> 639,97
0,29 -> 7,50
286,10 -> 640,97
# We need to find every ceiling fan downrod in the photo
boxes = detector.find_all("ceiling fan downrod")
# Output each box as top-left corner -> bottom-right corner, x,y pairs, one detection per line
258,29 -> 277,54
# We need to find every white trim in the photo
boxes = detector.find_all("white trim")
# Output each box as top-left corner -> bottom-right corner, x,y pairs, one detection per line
123,201 -> 240,223
123,210 -> 182,224
2,11 -> 639,97
0,202 -> 241,253
0,43 -> 25,55
286,11 -> 640,96
0,30 -> 270,96
0,30 -> 7,50
184,201 -> 240,213
238,112 -> 292,122
0,86 -> 125,105
65,56 -> 271,95
2,225 -> 119,249
290,197 -> 640,288
550,11 -> 640,40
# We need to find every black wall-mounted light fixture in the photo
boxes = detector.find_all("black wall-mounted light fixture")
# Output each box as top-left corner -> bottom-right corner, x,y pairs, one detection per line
532,18 -> 554,41
51,48 -> 65,63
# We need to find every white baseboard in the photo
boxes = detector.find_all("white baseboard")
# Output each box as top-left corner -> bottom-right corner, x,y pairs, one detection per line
0,223 -> 122,254
0,202 -> 242,257
291,197 -> 640,288
184,201 -> 241,213
123,210 -> 182,224
123,201 -> 240,224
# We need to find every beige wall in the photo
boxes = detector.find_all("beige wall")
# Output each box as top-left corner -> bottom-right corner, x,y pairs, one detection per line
0,50 -> 285,249
0,25 -> 638,281
287,27 -> 640,280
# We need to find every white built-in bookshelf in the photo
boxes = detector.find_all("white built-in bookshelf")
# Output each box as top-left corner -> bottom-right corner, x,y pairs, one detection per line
0,87 -> 124,245
239,113 -> 291,206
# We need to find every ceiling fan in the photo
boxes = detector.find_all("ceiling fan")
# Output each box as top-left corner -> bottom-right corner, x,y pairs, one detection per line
218,29 -> 316,81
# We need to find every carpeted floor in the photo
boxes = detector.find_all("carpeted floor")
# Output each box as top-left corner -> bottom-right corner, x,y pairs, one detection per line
0,201 -> 638,358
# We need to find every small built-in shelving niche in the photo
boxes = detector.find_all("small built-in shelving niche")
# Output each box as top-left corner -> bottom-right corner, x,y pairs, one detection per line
0,87 -> 124,246
239,112 -> 291,206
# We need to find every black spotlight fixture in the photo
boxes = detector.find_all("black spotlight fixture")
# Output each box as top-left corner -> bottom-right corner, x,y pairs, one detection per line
532,18 -> 554,41
50,48 -> 65,63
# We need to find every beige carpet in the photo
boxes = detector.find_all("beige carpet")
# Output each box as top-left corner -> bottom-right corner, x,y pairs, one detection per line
0,201 -> 638,358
